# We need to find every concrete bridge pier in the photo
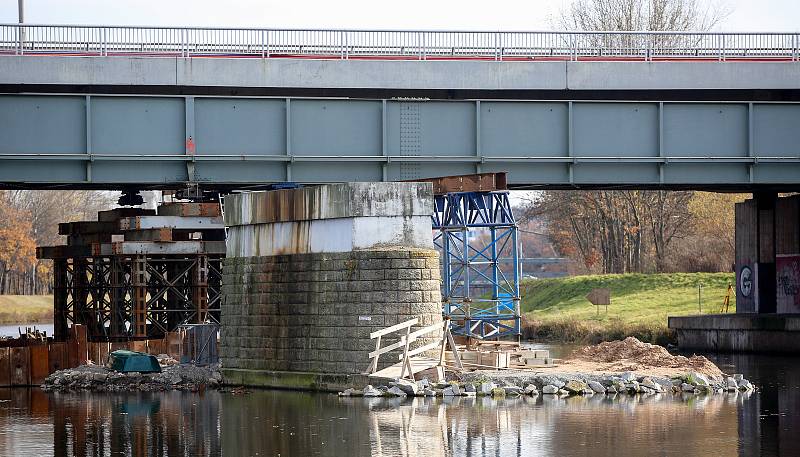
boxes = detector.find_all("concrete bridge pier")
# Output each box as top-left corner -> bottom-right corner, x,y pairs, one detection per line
670,193 -> 800,352
219,182 -> 443,391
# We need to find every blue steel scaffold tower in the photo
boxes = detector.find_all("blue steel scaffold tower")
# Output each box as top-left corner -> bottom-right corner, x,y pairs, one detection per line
432,190 -> 521,340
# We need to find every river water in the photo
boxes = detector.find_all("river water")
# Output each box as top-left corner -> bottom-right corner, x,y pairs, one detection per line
0,349 -> 797,456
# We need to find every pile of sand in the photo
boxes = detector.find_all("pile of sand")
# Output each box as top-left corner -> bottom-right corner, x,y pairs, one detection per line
570,337 -> 723,378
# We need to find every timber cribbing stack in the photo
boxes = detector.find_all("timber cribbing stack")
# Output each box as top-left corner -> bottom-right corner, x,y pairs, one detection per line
36,202 -> 225,341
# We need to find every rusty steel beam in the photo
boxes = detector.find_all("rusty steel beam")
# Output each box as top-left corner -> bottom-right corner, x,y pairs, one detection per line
408,172 -> 508,195
157,202 -> 221,217
119,216 -> 223,231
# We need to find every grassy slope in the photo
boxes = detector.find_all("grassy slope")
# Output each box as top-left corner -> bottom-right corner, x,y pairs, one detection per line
520,273 -> 735,344
0,295 -> 54,324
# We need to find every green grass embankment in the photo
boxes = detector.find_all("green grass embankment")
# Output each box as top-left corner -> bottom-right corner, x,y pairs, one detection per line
520,273 -> 735,345
0,295 -> 54,324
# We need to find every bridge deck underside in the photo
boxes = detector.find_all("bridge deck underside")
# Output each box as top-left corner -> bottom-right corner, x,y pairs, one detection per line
1,94 -> 799,190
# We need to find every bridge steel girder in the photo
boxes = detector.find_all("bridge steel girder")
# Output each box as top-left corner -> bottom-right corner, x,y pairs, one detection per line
1,93 -> 799,190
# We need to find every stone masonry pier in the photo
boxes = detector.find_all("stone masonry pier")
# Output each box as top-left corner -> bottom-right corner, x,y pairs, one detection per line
220,183 -> 443,391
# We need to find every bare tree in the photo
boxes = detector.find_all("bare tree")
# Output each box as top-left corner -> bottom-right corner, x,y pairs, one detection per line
560,0 -> 730,31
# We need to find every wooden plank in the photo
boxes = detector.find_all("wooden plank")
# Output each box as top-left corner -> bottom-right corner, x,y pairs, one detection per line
98,208 -> 156,222
370,318 -> 418,339
368,336 -> 417,359
58,221 -> 119,236
36,245 -> 93,260
110,341 -> 128,352
29,345 -> 50,385
399,340 -> 441,360
0,348 -> 11,386
48,343 -> 67,374
67,233 -> 114,245
122,227 -> 174,242
370,357 -> 440,380
10,347 -> 31,386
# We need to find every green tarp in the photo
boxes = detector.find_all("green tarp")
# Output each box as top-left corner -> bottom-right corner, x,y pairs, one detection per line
108,350 -> 161,373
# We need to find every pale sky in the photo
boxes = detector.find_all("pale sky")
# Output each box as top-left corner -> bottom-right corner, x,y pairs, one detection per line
0,0 -> 798,31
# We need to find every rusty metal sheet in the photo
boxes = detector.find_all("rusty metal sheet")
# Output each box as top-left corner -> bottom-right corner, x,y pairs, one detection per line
29,345 -> 49,385
157,202 -> 221,217
586,288 -> 611,306
73,325 -> 88,365
10,347 -> 31,385
67,340 -> 78,369
408,172 -> 508,195
48,343 -> 67,374
97,342 -> 110,366
0,348 -> 11,386
167,332 -> 182,359
147,339 -> 165,355
131,340 -> 147,353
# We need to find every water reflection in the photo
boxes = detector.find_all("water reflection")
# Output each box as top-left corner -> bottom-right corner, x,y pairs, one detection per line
0,352 -> 796,456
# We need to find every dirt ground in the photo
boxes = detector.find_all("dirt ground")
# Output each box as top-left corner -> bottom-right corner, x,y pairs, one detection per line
552,337 -> 724,378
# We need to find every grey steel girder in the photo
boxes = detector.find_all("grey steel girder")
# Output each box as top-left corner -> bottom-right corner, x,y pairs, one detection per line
1,93 -> 799,190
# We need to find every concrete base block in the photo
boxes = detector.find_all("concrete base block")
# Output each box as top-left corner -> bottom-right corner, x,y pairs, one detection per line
669,313 -> 800,353
221,368 -> 371,392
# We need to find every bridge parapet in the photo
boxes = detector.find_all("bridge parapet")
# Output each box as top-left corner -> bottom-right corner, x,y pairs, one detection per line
2,24 -> 799,61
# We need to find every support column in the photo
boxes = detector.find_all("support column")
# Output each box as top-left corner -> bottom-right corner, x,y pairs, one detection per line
755,191 -> 778,313
132,256 -> 148,337
193,255 -> 209,324
53,259 -> 69,341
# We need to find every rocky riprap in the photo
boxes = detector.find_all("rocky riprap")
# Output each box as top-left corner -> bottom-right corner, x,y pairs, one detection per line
339,370 -> 754,398
42,362 -> 223,392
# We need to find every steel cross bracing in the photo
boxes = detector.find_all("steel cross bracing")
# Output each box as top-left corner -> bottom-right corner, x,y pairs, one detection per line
52,255 -> 222,341
432,191 -> 521,339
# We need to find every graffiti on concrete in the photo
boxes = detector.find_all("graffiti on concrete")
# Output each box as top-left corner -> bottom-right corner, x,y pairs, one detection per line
776,255 -> 800,313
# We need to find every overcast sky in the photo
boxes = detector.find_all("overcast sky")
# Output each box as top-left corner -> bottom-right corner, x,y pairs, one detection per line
1,0 -> 798,31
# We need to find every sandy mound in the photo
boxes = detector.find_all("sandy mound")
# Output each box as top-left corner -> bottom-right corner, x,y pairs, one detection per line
570,337 -> 722,378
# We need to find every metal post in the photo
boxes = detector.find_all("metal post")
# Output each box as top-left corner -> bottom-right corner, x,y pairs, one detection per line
17,0 -> 25,52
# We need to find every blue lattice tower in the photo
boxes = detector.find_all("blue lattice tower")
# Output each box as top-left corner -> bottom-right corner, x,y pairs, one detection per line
432,191 -> 520,340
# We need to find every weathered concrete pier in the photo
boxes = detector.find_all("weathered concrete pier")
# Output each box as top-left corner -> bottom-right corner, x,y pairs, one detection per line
670,194 -> 800,352
220,183 -> 443,391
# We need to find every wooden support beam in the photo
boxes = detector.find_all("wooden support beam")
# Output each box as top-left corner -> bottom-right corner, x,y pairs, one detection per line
98,208 -> 156,222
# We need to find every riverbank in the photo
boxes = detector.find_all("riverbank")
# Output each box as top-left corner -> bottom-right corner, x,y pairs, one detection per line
521,273 -> 735,345
0,295 -> 53,325
341,337 -> 753,400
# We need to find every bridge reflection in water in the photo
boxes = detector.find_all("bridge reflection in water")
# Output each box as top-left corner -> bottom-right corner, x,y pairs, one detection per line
0,352 -> 797,456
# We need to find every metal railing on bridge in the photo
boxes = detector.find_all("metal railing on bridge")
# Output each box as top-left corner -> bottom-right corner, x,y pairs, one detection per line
1,24 -> 798,61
